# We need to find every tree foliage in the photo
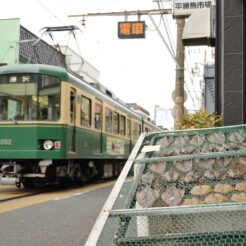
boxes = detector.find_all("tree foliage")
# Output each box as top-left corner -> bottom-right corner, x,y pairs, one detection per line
179,110 -> 222,130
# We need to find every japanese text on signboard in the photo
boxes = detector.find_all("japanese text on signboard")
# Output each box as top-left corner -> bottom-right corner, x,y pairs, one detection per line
173,0 -> 214,17
118,21 -> 145,39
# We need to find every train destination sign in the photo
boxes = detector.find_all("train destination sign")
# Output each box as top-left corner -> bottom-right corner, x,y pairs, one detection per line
173,0 -> 215,17
118,21 -> 145,39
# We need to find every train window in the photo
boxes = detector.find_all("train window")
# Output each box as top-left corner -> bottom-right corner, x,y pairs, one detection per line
0,74 -> 38,84
94,103 -> 101,130
81,96 -> 91,127
105,108 -> 113,133
133,122 -> 141,140
127,119 -> 131,138
40,75 -> 60,88
120,115 -> 126,136
70,90 -> 76,123
0,73 -> 60,121
113,112 -> 119,134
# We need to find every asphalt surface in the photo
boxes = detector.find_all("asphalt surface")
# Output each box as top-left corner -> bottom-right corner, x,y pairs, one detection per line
0,184 -> 113,246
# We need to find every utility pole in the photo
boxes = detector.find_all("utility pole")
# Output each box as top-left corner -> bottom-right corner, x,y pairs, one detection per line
174,19 -> 185,129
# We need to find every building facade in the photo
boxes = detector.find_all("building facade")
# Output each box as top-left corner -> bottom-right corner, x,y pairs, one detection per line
216,0 -> 245,125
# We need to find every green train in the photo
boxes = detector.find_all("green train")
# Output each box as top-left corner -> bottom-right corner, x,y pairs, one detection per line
0,64 -> 160,188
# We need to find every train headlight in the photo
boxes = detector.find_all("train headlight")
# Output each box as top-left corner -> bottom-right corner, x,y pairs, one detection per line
43,140 -> 54,150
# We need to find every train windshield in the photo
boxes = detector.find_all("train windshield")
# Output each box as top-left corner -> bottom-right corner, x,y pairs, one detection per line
0,73 -> 60,121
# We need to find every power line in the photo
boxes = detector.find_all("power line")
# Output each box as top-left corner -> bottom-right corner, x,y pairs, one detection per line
98,0 -> 122,10
68,8 -> 172,18
37,0 -> 65,25
155,1 -> 175,56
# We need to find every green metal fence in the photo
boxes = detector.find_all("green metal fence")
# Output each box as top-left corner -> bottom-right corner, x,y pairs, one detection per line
86,125 -> 246,246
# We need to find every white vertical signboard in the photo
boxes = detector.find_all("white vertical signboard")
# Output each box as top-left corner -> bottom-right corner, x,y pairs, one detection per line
173,0 -> 215,17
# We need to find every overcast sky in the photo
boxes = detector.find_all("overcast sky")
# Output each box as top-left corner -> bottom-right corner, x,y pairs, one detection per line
0,0 -> 212,128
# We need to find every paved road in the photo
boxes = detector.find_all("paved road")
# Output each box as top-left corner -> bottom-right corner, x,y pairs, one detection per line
0,182 -> 114,246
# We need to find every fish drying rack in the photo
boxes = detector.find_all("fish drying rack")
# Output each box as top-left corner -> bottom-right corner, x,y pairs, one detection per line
86,124 -> 246,246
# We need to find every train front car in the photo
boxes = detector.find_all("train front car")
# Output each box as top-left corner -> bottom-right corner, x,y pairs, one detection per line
0,64 -> 67,188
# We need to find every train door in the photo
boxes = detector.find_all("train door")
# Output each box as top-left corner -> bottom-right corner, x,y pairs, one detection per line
70,88 -> 76,153
127,117 -> 132,152
94,99 -> 103,153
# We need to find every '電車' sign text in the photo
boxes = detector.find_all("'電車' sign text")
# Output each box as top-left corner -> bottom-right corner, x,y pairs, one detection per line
118,21 -> 145,39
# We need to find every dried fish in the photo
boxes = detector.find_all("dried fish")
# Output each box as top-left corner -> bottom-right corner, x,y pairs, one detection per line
215,157 -> 231,168
204,169 -> 220,179
197,159 -> 215,170
201,145 -> 224,153
161,186 -> 185,206
136,186 -> 160,208
228,142 -> 240,151
231,193 -> 246,202
174,160 -> 192,173
214,184 -> 234,194
149,162 -> 167,175
204,193 -> 228,204
228,130 -> 246,144
182,197 -> 203,206
180,146 -> 197,155
207,132 -> 225,145
162,171 -> 180,182
156,136 -> 173,148
190,185 -> 213,196
200,145 -> 211,153
227,168 -> 244,178
184,171 -> 200,183
235,182 -> 246,192
159,150 -> 167,157
141,173 -> 155,186
238,156 -> 246,166
190,134 -> 205,146
166,148 -> 179,156
172,135 -> 189,148
217,172 -> 228,180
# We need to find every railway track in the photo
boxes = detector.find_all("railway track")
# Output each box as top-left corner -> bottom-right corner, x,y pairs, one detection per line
0,185 -> 54,203
0,178 -> 116,204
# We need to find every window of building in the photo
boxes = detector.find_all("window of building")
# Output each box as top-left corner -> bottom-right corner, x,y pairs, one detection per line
81,96 -> 91,127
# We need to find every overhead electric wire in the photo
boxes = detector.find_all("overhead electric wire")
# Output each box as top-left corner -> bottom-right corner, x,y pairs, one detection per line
37,0 -> 66,25
186,46 -> 204,108
185,51 -> 201,109
157,1 -> 175,56
55,0 -> 71,13
98,0 -> 121,10
37,0 -> 86,68
154,0 -> 201,110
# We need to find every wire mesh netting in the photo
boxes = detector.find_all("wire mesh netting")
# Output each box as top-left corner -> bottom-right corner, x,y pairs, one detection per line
87,125 -> 246,245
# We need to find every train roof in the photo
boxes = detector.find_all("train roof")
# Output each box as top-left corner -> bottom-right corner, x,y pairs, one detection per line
0,64 -> 69,81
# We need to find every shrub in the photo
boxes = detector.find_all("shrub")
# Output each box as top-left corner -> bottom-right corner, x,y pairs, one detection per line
179,110 -> 222,129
